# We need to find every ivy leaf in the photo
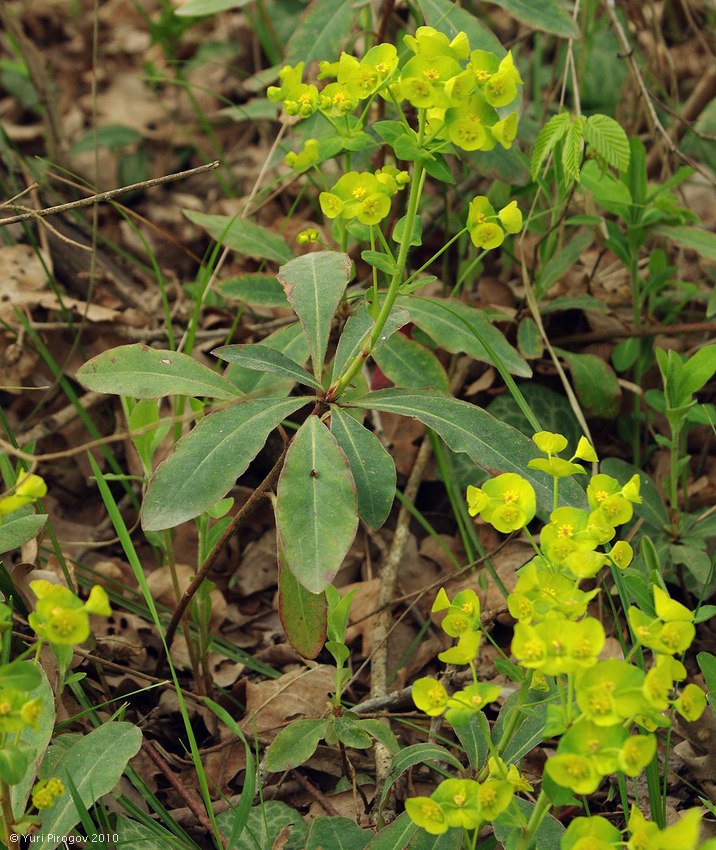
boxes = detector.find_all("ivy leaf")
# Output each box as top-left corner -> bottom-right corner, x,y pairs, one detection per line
583,114 -> 630,172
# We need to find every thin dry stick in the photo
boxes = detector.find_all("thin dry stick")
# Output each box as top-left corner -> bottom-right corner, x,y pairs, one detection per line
601,0 -> 716,188
141,739 -> 227,848
290,769 -> 341,816
0,162 -> 221,227
158,448 -> 287,669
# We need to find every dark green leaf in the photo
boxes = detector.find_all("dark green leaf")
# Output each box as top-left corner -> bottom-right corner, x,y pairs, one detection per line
349,388 -> 587,513
393,215 -> 423,247
77,343 -> 241,400
486,385 -> 582,449
492,687 -> 551,763
697,652 -> 716,696
536,231 -> 593,297
37,723 -> 142,847
330,407 -> 396,529
331,306 -> 409,383
399,297 -> 530,377
373,333 -> 449,391
213,343 -> 323,390
217,801 -> 307,850
580,160 -> 632,214
363,812 -> 417,850
142,397 -> 307,530
483,0 -> 578,38
450,712 -> 489,772
285,0 -> 357,65
334,716 -> 373,749
219,273 -> 289,307
278,552 -> 327,659
357,719 -> 400,753
277,251 -> 352,381
516,317 -> 543,359
556,348 -> 621,418
0,512 -> 47,554
264,719 -> 328,772
226,323 -> 310,397
306,817 -> 371,850
275,416 -> 358,593
183,209 -> 293,264
361,251 -> 398,276
70,124 -> 142,154
418,0 -> 505,53
176,0 -> 251,14
653,226 -> 716,263
381,743 -> 465,809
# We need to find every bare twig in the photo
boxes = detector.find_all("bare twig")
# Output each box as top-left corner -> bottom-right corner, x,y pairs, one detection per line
0,162 -> 221,227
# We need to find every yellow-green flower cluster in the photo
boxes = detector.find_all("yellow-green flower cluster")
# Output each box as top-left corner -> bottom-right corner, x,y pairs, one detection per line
28,580 -> 111,646
406,774 -> 513,835
0,472 -> 47,517
266,29 -> 521,153
466,197 -> 522,249
398,27 -> 522,151
319,167 -> 409,226
31,777 -> 64,811
0,688 -> 42,733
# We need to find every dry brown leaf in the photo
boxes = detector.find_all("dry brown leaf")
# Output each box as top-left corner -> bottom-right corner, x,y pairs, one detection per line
241,665 -> 334,739
234,530 -> 278,596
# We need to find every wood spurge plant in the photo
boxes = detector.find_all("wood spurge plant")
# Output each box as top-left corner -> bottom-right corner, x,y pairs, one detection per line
1,1 -> 715,848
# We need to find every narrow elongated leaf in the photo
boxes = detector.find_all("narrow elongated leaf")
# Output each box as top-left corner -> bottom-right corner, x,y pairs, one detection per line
347,389 -> 586,513
278,549 -> 327,658
536,231 -> 593,296
76,343 -> 240,400
382,743 -> 465,808
142,397 -> 308,530
0,512 -> 47,553
450,711 -> 489,771
330,408 -> 395,528
219,273 -> 289,307
264,719 -> 328,772
226,323 -> 309,397
37,722 -> 142,849
373,332 -> 449,391
654,225 -> 716,263
364,812 -> 417,850
306,816 -> 371,850
176,0 -> 251,14
275,416 -> 358,593
277,252 -> 352,381
331,305 -> 409,383
485,0 -> 578,37
399,297 -> 530,377
418,0 -> 504,53
213,343 -> 323,390
285,0 -> 356,65
183,209 -> 293,264
562,116 -> 584,181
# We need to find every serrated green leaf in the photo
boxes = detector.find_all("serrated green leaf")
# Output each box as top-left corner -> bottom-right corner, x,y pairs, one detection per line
76,343 -> 241,400
373,332 -> 449,391
275,416 -> 358,593
142,397 -> 307,530
583,114 -> 630,171
285,0 -> 356,64
530,111 -> 571,180
278,552 -> 327,659
0,512 -> 47,554
264,719 -> 328,772
330,407 -> 395,529
561,117 -> 584,181
398,297 -> 531,378
277,251 -> 351,381
347,388 -> 587,514
183,209 -> 293,264
219,273 -> 289,307
213,343 -> 323,390
37,723 -> 142,849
